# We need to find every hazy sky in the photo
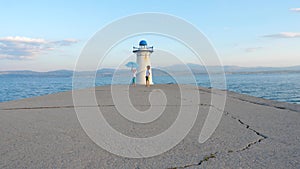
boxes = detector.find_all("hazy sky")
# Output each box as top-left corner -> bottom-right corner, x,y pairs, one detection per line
0,0 -> 299,71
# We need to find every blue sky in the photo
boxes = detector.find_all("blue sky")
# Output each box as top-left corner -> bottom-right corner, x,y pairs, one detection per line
0,0 -> 299,71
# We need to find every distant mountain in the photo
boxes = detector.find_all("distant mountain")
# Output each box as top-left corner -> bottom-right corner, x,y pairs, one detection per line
0,70 -> 40,75
222,65 -> 300,73
225,64 -> 299,73
1,65 -> 299,77
45,70 -> 73,76
96,68 -> 116,77
0,70 -> 74,77
160,64 -> 300,74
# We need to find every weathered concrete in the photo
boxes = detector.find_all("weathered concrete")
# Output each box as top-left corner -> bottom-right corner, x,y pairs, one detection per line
0,84 -> 299,168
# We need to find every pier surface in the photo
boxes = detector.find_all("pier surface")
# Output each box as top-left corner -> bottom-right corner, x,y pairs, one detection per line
0,84 -> 299,168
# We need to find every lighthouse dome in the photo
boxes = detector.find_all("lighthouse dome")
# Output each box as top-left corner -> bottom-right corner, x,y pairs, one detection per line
139,40 -> 147,46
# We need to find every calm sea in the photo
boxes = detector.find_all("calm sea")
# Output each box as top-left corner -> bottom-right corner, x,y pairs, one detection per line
0,72 -> 299,104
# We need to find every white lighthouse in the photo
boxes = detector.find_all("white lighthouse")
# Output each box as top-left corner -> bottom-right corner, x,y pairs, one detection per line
133,40 -> 154,85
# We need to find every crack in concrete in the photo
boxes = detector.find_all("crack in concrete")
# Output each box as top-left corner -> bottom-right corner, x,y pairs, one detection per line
236,138 -> 264,152
236,119 -> 268,139
224,111 -> 268,139
167,108 -> 268,169
224,111 -> 268,153
199,102 -> 268,143
167,152 -> 217,169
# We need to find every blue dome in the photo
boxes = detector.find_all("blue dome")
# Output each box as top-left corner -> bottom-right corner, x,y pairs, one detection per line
139,40 -> 147,46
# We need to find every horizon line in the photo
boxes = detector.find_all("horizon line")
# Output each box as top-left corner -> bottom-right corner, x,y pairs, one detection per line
1,64 -> 300,72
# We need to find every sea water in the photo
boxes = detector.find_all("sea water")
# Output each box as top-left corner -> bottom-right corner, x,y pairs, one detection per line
0,72 -> 299,104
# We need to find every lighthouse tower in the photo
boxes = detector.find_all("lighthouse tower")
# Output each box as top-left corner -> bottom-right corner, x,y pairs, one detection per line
133,40 -> 154,85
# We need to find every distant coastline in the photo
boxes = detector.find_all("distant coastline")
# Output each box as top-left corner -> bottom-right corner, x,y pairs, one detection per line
1,64 -> 300,77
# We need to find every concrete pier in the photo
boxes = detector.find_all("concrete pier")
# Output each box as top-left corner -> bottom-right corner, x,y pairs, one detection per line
0,84 -> 299,168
